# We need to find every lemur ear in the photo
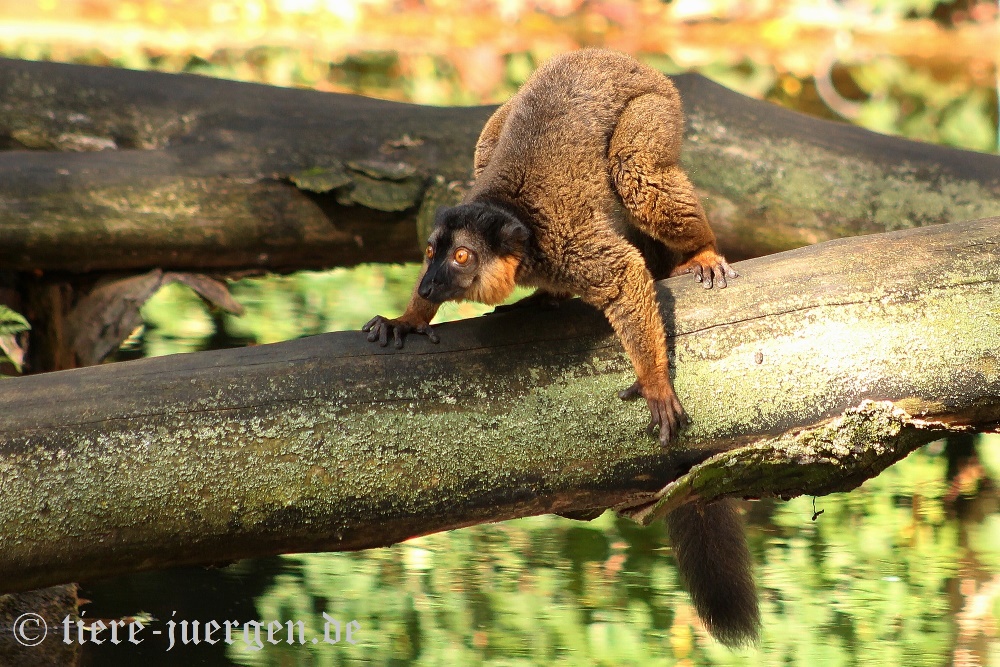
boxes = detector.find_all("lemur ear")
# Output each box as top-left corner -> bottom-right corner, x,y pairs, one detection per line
499,217 -> 530,252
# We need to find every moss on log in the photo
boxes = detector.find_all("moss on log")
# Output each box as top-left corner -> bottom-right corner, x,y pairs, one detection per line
0,58 -> 998,272
0,218 -> 996,593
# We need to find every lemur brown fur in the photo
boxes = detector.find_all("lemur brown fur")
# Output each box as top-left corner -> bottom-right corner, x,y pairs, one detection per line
366,48 -> 735,442
364,49 -> 756,646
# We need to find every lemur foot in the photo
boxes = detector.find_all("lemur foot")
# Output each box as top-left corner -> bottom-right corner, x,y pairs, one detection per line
619,379 -> 688,444
671,248 -> 738,289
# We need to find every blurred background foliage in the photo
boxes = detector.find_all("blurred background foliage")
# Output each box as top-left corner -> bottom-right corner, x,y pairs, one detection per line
3,0 -> 998,664
0,0 -> 996,150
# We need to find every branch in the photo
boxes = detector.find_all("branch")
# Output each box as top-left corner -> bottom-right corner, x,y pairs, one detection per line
1,58 -> 999,272
1,218 -> 997,593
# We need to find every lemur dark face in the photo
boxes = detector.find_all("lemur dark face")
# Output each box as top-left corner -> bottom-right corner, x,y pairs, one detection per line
418,202 -> 531,305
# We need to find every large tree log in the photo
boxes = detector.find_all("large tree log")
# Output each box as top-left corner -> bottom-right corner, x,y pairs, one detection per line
0,57 -> 999,273
1,218 -> 997,593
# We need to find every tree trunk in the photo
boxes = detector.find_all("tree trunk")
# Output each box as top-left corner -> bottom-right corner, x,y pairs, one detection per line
0,57 -> 998,273
1,218 -> 997,594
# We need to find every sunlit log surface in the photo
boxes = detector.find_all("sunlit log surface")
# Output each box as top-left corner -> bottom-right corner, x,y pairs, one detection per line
0,57 -> 998,273
0,218 -> 996,593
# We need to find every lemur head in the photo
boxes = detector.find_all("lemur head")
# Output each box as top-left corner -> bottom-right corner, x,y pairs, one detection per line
418,201 -> 531,305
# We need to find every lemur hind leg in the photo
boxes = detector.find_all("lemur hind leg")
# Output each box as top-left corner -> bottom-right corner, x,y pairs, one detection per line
573,229 -> 687,444
609,93 -> 738,289
473,100 -> 512,178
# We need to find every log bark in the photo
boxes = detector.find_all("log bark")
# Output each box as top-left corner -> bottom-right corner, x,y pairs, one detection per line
0,218 -> 997,593
0,57 -> 999,273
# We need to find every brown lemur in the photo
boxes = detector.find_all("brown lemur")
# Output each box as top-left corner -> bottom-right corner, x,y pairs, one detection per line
363,49 -> 757,646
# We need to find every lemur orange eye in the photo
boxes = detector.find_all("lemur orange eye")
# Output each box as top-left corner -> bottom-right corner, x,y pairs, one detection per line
454,247 -> 471,265
425,245 -> 434,260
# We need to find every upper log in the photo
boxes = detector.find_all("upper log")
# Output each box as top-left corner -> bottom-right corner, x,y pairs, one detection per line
0,57 -> 999,272
0,218 -> 997,593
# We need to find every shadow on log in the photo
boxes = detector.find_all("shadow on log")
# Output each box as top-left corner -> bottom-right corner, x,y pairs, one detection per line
0,218 -> 998,593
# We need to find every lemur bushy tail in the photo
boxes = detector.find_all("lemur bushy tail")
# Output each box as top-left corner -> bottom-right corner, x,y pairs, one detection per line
667,499 -> 760,647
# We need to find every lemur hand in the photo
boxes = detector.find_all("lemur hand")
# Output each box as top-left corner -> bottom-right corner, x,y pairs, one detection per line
362,315 -> 439,349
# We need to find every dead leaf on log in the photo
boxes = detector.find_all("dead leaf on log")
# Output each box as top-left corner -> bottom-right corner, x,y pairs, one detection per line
165,272 -> 245,316
67,271 -> 162,366
67,270 -> 244,366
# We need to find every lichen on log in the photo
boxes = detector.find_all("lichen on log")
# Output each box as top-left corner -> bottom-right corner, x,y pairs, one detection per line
0,58 -> 998,272
0,218 -> 996,593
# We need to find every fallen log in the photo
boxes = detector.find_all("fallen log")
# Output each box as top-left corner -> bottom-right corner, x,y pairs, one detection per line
0,57 -> 998,273
0,217 -> 997,593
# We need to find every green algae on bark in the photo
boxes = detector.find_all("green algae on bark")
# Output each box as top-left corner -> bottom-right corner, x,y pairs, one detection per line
627,401 -> 951,526
0,218 -> 996,593
1,59 -> 999,272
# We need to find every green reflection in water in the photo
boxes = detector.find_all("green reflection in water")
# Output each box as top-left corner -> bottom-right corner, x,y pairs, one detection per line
218,442 -> 999,665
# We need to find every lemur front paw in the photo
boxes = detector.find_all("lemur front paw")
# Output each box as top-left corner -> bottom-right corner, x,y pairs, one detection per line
618,380 -> 688,444
671,248 -> 739,289
362,316 -> 439,349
